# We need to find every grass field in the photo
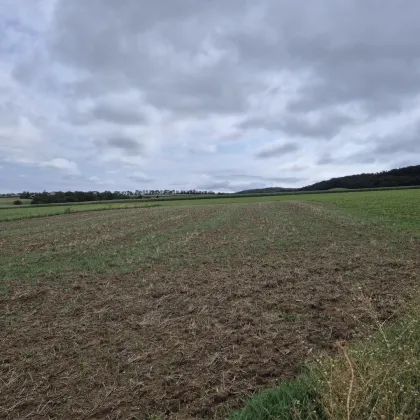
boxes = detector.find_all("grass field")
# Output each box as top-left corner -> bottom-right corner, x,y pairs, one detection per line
1,188 -> 420,228
0,201 -> 161,221
0,197 -> 31,207
1,190 -> 419,418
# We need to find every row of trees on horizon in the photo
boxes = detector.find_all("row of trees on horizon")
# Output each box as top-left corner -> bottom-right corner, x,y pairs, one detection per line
2,165 -> 419,204
16,189 -> 218,204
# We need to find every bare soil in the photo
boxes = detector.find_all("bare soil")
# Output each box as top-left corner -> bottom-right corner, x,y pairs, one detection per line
1,202 -> 419,419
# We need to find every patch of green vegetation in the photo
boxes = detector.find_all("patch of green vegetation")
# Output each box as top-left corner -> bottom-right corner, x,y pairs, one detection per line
0,188 -> 418,223
230,375 -> 324,420
0,202 -> 160,221
0,197 -> 31,207
2,188 -> 419,226
279,312 -> 299,322
2,195 -> 399,282
304,189 -> 420,235
0,207 -> 238,281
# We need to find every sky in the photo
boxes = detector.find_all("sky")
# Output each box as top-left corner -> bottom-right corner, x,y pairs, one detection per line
1,0 -> 420,193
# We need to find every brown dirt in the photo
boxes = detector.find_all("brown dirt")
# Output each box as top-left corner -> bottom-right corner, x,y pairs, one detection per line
1,202 -> 419,419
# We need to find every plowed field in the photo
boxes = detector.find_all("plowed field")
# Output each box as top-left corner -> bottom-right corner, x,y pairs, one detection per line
1,201 -> 419,419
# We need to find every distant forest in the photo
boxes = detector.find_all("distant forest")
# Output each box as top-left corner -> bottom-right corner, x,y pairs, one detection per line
301,165 -> 420,191
21,190 -> 216,205
239,165 -> 420,194
8,165 -> 420,204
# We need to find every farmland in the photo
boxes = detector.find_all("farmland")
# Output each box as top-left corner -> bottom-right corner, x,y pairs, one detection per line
1,189 -> 420,418
0,201 -> 160,222
1,188 -> 420,228
0,197 -> 31,207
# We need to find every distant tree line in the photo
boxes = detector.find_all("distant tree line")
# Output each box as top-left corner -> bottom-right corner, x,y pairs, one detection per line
139,189 -> 216,196
0,193 -> 20,198
237,165 -> 420,194
24,191 -> 133,204
300,165 -> 420,191
15,165 -> 420,203
20,189 -> 216,204
236,187 -> 298,194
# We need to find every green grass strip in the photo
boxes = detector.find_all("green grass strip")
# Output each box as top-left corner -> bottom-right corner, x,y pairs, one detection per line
230,375 -> 325,420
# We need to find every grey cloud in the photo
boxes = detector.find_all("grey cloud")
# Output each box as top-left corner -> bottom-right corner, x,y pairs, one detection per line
355,125 -> 420,161
0,102 -> 21,125
210,171 -> 304,184
241,113 -> 355,139
4,0 -> 420,193
281,114 -> 355,139
317,124 -> 420,166
52,0 -> 248,56
21,0 -> 420,121
280,164 -> 307,172
196,174 -> 303,192
317,153 -> 334,165
392,158 -> 420,169
282,37 -> 420,115
261,176 -> 302,183
318,152 -> 376,165
374,133 -> 420,156
47,0 -> 420,121
105,137 -> 144,155
351,155 -> 376,164
70,102 -> 146,125
39,158 -> 80,175
188,143 -> 217,155
129,171 -> 153,182
92,104 -> 146,125
145,68 -> 252,115
286,62 -> 420,116
61,173 -> 84,180
255,142 -> 299,159
261,4 -> 420,115
49,0 -> 254,115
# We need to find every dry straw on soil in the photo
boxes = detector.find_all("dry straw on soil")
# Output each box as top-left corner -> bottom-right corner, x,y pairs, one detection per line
1,202 -> 419,419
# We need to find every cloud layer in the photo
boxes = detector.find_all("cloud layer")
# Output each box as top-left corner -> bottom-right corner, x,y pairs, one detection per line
1,0 -> 420,192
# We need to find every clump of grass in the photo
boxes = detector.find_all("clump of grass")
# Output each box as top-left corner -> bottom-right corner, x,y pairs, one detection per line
229,376 -> 325,420
231,297 -> 420,420
279,312 -> 299,322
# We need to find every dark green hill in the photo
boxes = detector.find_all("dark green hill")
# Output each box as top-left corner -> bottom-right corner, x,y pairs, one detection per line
301,165 -> 420,191
237,165 -> 420,193
236,187 -> 298,194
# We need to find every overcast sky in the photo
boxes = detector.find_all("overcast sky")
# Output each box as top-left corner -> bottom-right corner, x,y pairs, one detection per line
1,0 -> 420,193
